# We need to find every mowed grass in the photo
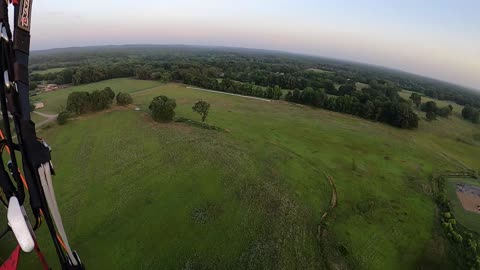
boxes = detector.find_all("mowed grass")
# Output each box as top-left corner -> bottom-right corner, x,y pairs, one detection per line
3,82 -> 479,269
31,67 -> 66,75
30,78 -> 163,114
31,112 -> 48,124
446,178 -> 480,233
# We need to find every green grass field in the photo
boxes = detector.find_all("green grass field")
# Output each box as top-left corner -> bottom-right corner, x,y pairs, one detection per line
31,112 -> 48,124
31,67 -> 66,75
30,78 -> 163,114
399,89 -> 465,116
446,178 -> 480,233
355,82 -> 370,90
1,80 -> 479,269
306,68 -> 334,74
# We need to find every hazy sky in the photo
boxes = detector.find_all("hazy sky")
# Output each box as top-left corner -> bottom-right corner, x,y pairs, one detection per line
28,0 -> 480,89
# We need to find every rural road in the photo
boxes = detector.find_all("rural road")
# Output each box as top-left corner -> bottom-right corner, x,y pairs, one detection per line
33,111 -> 58,129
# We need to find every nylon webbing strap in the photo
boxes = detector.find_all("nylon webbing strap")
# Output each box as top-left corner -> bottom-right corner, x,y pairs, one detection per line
0,0 -> 84,269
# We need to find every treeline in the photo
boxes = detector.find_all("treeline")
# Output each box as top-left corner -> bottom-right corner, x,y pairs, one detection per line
66,87 -> 115,114
30,63 -> 136,86
29,46 -> 480,106
461,106 -> 480,124
65,87 -> 133,116
285,83 -> 419,129
172,71 -> 283,99
29,46 -> 480,123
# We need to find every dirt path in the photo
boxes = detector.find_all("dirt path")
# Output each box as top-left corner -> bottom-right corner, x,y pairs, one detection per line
186,87 -> 272,102
318,174 -> 338,239
131,85 -> 164,96
320,174 -> 337,220
33,111 -> 58,129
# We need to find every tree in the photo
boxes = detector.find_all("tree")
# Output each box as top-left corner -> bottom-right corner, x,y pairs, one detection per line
409,93 -> 421,108
323,80 -> 337,95
104,87 -> 115,101
436,106 -> 452,118
72,70 -> 83,85
135,66 -> 152,80
29,81 -> 38,91
421,101 -> 438,120
90,90 -> 111,111
57,111 -> 70,125
66,91 -> 91,114
421,101 -> 437,112
462,105 -> 480,123
338,83 -> 356,96
426,111 -> 436,121
192,100 -> 210,122
61,68 -> 74,84
291,89 -> 301,103
116,92 -> 133,106
272,85 -> 282,100
149,95 -> 176,122
285,91 -> 293,101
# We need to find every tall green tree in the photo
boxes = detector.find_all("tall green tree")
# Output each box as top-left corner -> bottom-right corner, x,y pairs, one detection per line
104,87 -> 115,101
462,105 -> 480,123
409,93 -> 422,108
66,91 -> 91,114
149,95 -> 177,122
421,101 -> 438,120
135,66 -> 153,80
116,92 -> 133,106
192,100 -> 211,122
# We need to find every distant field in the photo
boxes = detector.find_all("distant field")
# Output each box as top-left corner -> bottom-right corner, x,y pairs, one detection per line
306,68 -> 334,74
446,178 -> 480,233
31,67 -> 66,75
355,82 -> 369,90
30,78 -> 163,114
399,89 -> 464,116
4,81 -> 479,269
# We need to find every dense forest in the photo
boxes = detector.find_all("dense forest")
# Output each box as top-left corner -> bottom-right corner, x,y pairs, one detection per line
29,45 -> 480,129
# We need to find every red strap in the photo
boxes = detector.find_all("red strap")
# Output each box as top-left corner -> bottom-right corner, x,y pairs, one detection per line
12,0 -> 19,5
34,243 -> 50,270
0,245 -> 21,270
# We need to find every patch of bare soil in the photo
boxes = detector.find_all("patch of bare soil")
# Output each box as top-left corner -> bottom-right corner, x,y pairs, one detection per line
456,183 -> 480,214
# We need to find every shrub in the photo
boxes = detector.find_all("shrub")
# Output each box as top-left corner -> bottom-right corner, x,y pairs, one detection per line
57,111 -> 70,125
116,92 -> 133,106
149,95 -> 176,122
436,106 -> 452,118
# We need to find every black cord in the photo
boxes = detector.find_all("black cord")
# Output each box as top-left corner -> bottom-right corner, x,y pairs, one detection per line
0,194 -> 6,208
0,227 -> 10,240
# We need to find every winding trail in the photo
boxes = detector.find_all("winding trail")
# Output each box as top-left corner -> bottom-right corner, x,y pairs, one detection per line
317,174 -> 338,239
186,87 -> 272,102
33,111 -> 58,129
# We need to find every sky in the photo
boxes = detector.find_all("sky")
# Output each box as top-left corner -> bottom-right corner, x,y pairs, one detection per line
26,0 -> 480,90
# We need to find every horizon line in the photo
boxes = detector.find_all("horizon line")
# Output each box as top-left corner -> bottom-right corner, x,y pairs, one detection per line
31,43 -> 480,93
